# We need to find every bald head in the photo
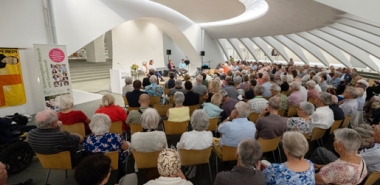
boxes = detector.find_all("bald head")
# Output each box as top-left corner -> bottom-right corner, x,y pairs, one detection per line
35,109 -> 58,129
138,94 -> 150,107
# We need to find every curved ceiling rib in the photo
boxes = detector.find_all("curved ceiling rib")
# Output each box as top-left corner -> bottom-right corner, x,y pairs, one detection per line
308,29 -> 378,71
285,34 -> 329,66
328,23 -> 380,47
227,38 -> 243,60
217,39 -> 229,60
273,35 -> 310,65
297,32 -> 351,68
262,36 -> 289,63
250,37 -> 274,62
337,19 -> 380,37
239,38 -> 259,61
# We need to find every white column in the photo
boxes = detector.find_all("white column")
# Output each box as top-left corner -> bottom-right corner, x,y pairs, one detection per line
85,35 -> 106,63
105,30 -> 113,60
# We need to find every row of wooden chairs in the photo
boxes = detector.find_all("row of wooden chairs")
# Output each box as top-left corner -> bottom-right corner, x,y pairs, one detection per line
61,121 -> 123,137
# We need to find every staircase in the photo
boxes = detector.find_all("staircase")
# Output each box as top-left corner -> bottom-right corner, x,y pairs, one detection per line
68,59 -> 112,83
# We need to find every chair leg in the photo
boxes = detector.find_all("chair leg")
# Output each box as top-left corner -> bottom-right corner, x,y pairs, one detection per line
208,163 -> 213,184
277,146 -> 282,163
272,151 -> 277,163
45,169 -> 51,185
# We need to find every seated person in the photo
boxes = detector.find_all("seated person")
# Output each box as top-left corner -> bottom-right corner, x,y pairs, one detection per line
329,95 -> 345,121
306,80 -> 319,100
131,108 -> 167,152
28,110 -> 84,166
360,124 -> 380,173
214,139 -> 266,185
148,60 -> 164,81
270,84 -> 288,110
247,86 -> 268,113
310,92 -> 334,129
167,60 -> 178,77
287,102 -> 314,134
219,89 -> 238,120
244,79 -> 257,100
236,75 -> 250,92
126,80 -> 147,107
256,96 -> 288,139
192,75 -> 208,97
263,131 -> 315,184
183,81 -> 200,106
57,95 -> 91,135
314,128 -> 367,185
74,154 -> 113,185
126,94 -> 149,125
178,59 -> 188,76
122,76 -> 133,98
168,79 -> 187,97
83,114 -> 129,165
164,72 -> 175,89
223,77 -> 239,100
288,82 -> 303,107
167,92 -> 190,122
177,110 -> 212,150
202,93 -> 224,118
144,75 -> 164,103
145,148 -> 193,185
339,86 -> 359,117
142,69 -> 156,88
206,80 -> 221,102
280,75 -> 289,92
95,94 -> 128,132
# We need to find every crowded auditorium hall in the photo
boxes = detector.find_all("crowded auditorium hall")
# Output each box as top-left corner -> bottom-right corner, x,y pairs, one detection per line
1,0 -> 380,185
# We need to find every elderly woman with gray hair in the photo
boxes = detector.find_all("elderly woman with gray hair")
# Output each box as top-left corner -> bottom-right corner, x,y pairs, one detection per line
58,94 -> 91,135
167,92 -> 190,122
263,131 -> 315,184
122,76 -> 133,97
168,79 -> 187,97
306,80 -> 319,100
287,102 -> 315,134
95,94 -> 128,132
314,128 -> 367,185
177,110 -> 212,150
131,108 -> 167,152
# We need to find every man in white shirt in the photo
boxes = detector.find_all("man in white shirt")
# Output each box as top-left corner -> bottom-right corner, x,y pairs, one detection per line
310,92 -> 334,129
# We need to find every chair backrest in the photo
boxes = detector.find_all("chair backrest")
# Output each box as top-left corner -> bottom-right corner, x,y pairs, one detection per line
340,115 -> 351,128
287,106 -> 298,117
36,151 -> 72,170
209,69 -> 215,75
153,104 -> 173,117
170,95 -> 174,104
278,109 -> 285,117
110,121 -> 123,135
130,123 -> 143,134
188,105 -> 199,116
310,127 -> 326,141
258,137 -> 281,153
248,112 -> 260,123
364,172 -> 380,185
164,88 -> 170,95
308,97 -> 316,105
221,146 -> 237,161
329,120 -> 343,134
132,149 -> 161,169
208,118 -> 219,132
104,151 -> 119,170
199,95 -> 205,104
150,96 -> 161,106
61,122 -> 86,137
128,107 -> 139,112
123,96 -> 128,107
178,147 -> 212,166
163,120 -> 188,135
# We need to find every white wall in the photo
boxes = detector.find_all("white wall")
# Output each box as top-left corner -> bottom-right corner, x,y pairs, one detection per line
112,20 -> 165,70
163,33 -> 186,67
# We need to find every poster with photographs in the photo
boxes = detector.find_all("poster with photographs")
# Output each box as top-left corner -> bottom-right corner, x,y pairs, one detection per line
34,44 -> 72,110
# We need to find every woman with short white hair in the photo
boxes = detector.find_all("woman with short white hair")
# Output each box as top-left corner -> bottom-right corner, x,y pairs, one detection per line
83,114 -> 130,165
177,110 -> 212,149
131,108 -> 167,152
58,94 -> 91,135
122,76 -> 133,97
263,131 -> 315,184
95,94 -> 128,132
202,93 -> 224,118
306,80 -> 319,100
167,92 -> 190,122
287,102 -> 314,134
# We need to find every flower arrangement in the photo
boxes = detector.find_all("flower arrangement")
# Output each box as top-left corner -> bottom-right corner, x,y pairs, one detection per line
131,64 -> 139,71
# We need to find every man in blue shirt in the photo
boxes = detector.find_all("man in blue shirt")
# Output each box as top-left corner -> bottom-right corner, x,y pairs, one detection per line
178,59 -> 187,76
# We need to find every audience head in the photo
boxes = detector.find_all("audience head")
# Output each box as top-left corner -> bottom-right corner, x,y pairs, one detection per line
334,128 -> 362,154
169,72 -> 175,79
101,94 -> 115,106
282,131 -> 309,160
210,80 -> 221,93
157,148 -> 181,177
237,139 -> 262,168
344,86 -> 359,99
149,60 -> 154,65
90,113 -> 111,135
190,110 -> 209,131
289,82 -> 301,92
35,109 -> 59,129
175,79 -> 182,88
317,92 -> 332,106
250,79 -> 257,87
124,76 -> 132,86
331,95 -> 338,104
174,92 -> 185,106
306,80 -> 316,90
235,101 -> 250,118
268,96 -> 281,110
243,75 -> 249,82
356,79 -> 369,90
270,84 -> 281,95
281,75 -> 288,83
184,74 -> 191,81
58,94 -> 74,111
298,102 -> 315,116
149,75 -> 157,84
196,75 -> 203,84
227,70 -> 233,77
75,154 -> 112,185
254,85 -> 265,96
141,108 -> 160,130
142,61 -> 147,66
149,69 -> 155,75
138,94 -> 150,107
312,76 -> 321,84
262,74 -> 270,82
211,93 -> 223,106
184,81 -> 192,91
133,80 -> 142,90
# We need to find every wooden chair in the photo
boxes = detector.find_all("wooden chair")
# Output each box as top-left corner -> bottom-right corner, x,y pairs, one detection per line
150,96 -> 161,106
258,137 -> 282,163
287,106 -> 298,117
188,104 -> 199,116
104,151 -> 119,170
153,104 -> 173,117
214,146 -> 237,172
110,121 -> 123,135
61,122 -> 85,137
128,107 -> 139,112
199,95 -> 205,104
278,109 -> 285,117
248,112 -> 260,123
364,172 -> 380,185
208,118 -> 219,132
130,123 -> 143,134
179,147 -> 213,184
123,96 -> 129,108
36,151 -> 72,185
329,120 -> 343,134
209,69 -> 215,75
132,149 -> 161,169
340,115 -> 351,128
163,120 -> 188,135
309,127 -> 327,147
164,88 -> 170,95
308,97 -> 316,105
170,95 -> 174,104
